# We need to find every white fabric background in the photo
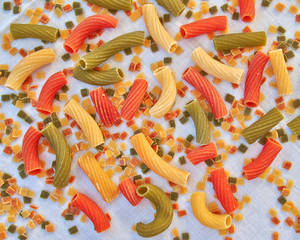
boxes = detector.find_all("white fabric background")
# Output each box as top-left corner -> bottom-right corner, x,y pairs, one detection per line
0,0 -> 299,239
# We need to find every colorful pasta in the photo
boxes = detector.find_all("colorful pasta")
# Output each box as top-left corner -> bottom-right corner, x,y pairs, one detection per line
36,72 -> 67,115
79,31 -> 145,70
186,143 -> 218,166
85,0 -> 132,10
244,51 -> 270,108
63,99 -> 104,148
191,47 -> 244,85
149,66 -> 176,119
136,184 -> 173,237
5,48 -> 55,91
191,192 -> 232,230
10,23 -> 59,42
121,79 -> 148,121
182,66 -> 228,119
22,127 -> 42,175
269,49 -> 293,96
287,115 -> 300,136
155,0 -> 185,17
73,65 -> 124,86
242,107 -> 284,144
130,133 -> 190,187
90,87 -> 120,128
77,152 -> 119,203
184,99 -> 210,144
64,14 -> 118,54
238,0 -> 255,22
213,31 -> 266,51
118,178 -> 143,206
41,123 -> 71,188
143,4 -> 177,53
243,138 -> 282,180
180,16 -> 227,39
210,168 -> 238,213
71,192 -> 110,233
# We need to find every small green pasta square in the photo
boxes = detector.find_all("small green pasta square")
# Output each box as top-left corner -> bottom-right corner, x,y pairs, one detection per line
65,21 -> 74,29
170,192 -> 179,201
1,94 -> 10,101
40,190 -> 50,199
238,144 -> 248,153
205,159 -> 214,167
23,196 -> 32,204
277,26 -> 286,35
68,226 -> 78,235
61,53 -> 71,61
34,45 -> 44,51
3,2 -> 12,10
72,2 -> 80,8
7,224 -> 17,234
13,5 -> 21,14
74,8 -> 83,16
232,12 -> 239,20
80,88 -> 89,97
261,0 -> 271,7
179,116 -> 188,124
209,6 -> 218,15
185,10 -> 193,19
179,156 -> 186,165
124,48 -> 132,55
163,14 -> 172,22
221,4 -> 228,12
140,162 -> 150,174
225,93 -> 235,103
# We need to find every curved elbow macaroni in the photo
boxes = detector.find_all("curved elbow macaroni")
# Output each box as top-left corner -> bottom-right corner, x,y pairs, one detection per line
130,133 -> 189,187
63,99 -> 104,148
143,4 -> 177,53
5,48 -> 55,91
149,66 -> 176,118
191,47 -> 244,85
269,49 -> 292,95
191,192 -> 232,230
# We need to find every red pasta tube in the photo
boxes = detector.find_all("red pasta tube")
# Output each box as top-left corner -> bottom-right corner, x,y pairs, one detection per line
71,192 -> 110,233
118,178 -> 143,206
182,66 -> 228,119
64,14 -> 118,54
22,126 -> 42,175
243,138 -> 282,180
211,168 -> 238,213
36,72 -> 67,115
238,0 -> 255,22
186,143 -> 218,165
121,79 -> 148,121
90,87 -> 120,128
244,51 -> 269,108
180,16 -> 227,39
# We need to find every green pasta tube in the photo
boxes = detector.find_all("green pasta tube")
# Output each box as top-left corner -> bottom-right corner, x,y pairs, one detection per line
156,0 -> 185,17
86,0 -> 132,10
73,65 -> 124,86
136,184 -> 173,238
185,99 -> 210,144
287,115 -> 300,136
79,31 -> 145,70
41,123 -> 72,188
10,23 -> 59,43
242,108 -> 284,144
213,31 -> 266,51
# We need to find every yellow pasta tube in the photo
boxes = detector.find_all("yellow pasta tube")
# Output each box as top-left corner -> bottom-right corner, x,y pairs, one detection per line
130,133 -> 190,187
149,66 -> 176,118
77,152 -> 119,203
269,49 -> 292,95
191,192 -> 232,230
63,99 -> 104,148
191,47 -> 244,85
143,4 -> 177,53
5,48 -> 55,91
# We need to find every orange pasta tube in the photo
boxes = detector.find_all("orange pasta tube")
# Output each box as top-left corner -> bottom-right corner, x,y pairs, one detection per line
36,72 -> 67,115
238,0 -> 255,22
243,138 -> 282,180
77,151 -> 119,203
71,192 -> 110,233
186,143 -> 218,165
118,178 -> 143,206
130,133 -> 190,187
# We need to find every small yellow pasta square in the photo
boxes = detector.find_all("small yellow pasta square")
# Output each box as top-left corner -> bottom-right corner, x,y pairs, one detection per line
102,64 -> 110,70
60,29 -> 69,40
133,46 -> 143,55
91,5 -> 101,13
273,169 -> 281,177
216,139 -> 225,148
175,32 -> 182,41
212,130 -> 222,139
234,213 -> 244,222
36,71 -> 45,79
268,25 -> 277,33
275,177 -> 284,186
114,53 -> 123,62
275,2 -> 285,12
25,8 -> 34,18
196,181 -> 205,190
76,14 -> 85,23
54,7 -> 63,17
136,72 -> 145,79
290,134 -> 297,142
287,179 -> 294,188
33,7 -> 43,17
71,94 -> 80,102
59,93 -> 68,101
285,106 -> 295,115
129,11 -> 141,22
193,11 -> 202,21
289,5 -> 298,14
268,208 -> 277,217
71,53 -> 80,62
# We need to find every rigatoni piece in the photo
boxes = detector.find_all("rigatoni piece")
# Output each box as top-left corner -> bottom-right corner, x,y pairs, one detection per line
238,0 -> 255,22
118,178 -> 143,206
242,107 -> 284,144
86,0 -> 132,10
287,115 -> 300,136
155,0 -> 185,17
186,143 -> 218,165
77,152 -> 119,203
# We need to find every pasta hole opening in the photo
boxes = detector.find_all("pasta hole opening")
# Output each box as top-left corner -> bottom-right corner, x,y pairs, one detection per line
117,68 -> 124,79
178,8 -> 185,16
185,99 -> 195,107
245,101 -> 257,108
180,27 -> 186,38
37,108 -> 51,115
225,215 -> 232,227
71,193 -> 78,202
154,66 -> 166,75
267,138 -> 281,146
242,16 -> 253,22
182,67 -> 192,78
29,169 -> 42,175
64,44 -> 74,54
79,59 -> 87,69
169,43 -> 177,53
137,186 -> 148,196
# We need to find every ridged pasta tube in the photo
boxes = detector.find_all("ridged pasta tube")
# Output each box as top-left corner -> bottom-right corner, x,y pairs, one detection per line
191,192 -> 232,230
136,184 -> 173,237
131,133 -> 190,187
191,47 -> 244,85
5,48 -> 55,91
41,123 -> 71,188
149,66 -> 176,118
78,152 -> 119,203
79,31 -> 145,70
287,115 -> 300,136
155,0 -> 185,17
143,4 -> 177,53
73,65 -> 124,86
63,99 -> 104,148
185,99 -> 210,144
86,0 -> 132,10
10,23 -> 59,42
